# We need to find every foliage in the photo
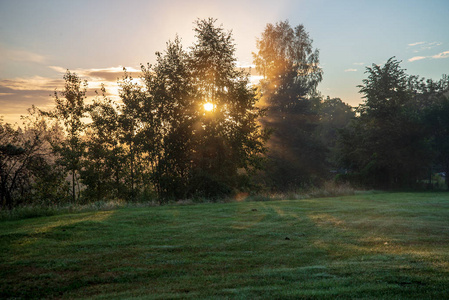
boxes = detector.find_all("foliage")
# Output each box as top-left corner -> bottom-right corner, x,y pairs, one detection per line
82,19 -> 269,201
83,89 -> 127,201
0,109 -> 67,209
187,18 -> 269,197
338,58 -> 449,188
423,91 -> 449,189
41,70 -> 87,202
6,20 -> 449,207
253,21 -> 329,190
141,37 -> 195,199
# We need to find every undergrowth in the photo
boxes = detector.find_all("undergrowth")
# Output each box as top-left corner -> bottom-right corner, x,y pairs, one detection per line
0,182 -> 359,220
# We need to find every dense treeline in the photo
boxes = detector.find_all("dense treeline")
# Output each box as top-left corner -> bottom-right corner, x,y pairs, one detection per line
338,58 -> 449,189
1,19 -> 448,209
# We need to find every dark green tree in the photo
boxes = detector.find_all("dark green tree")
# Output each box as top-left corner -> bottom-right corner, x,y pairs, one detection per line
42,70 -> 87,202
0,110 -> 66,208
423,90 -> 449,189
0,122 -> 26,208
315,97 -> 355,170
186,18 -> 269,198
83,87 -> 126,200
253,20 -> 325,190
338,58 -> 448,188
141,37 -> 195,199
117,69 -> 155,200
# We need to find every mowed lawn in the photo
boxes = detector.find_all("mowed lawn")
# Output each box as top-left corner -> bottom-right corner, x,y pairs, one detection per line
1,192 -> 449,299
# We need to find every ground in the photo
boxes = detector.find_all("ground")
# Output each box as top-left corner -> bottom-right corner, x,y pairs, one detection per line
1,192 -> 448,299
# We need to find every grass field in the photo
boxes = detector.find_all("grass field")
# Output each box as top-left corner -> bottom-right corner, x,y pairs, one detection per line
1,192 -> 449,299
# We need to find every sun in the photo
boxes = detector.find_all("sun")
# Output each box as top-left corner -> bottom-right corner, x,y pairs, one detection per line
203,102 -> 214,111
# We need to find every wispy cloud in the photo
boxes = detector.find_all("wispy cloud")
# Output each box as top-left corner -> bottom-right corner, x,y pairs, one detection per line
408,41 -> 425,47
344,69 -> 357,72
408,41 -> 443,53
408,56 -> 427,62
432,51 -> 449,59
0,45 -> 46,63
0,84 -> 55,115
0,63 -> 150,121
49,65 -> 141,82
353,62 -> 364,66
408,50 -> 449,62
0,76 -> 62,91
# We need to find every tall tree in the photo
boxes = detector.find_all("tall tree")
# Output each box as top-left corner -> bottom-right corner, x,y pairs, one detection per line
0,122 -> 26,208
42,71 -> 87,202
423,90 -> 449,189
141,37 -> 195,199
187,18 -> 269,197
253,20 -> 325,190
0,109 -> 66,208
315,97 -> 355,170
338,58 -> 448,188
83,87 -> 126,200
116,70 -> 148,199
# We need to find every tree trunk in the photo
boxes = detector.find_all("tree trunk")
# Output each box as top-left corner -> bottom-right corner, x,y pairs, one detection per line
72,169 -> 76,203
445,163 -> 449,191
130,144 -> 134,199
0,174 -> 7,209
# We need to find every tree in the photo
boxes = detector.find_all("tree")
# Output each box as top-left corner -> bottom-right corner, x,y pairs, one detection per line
253,20 -> 325,190
42,70 -> 87,202
253,21 -> 322,105
186,18 -> 269,197
0,109 -> 66,208
0,122 -> 26,208
423,91 -> 449,189
338,58 -> 448,188
83,87 -> 126,200
315,97 -> 355,170
116,70 -> 149,200
141,37 -> 195,199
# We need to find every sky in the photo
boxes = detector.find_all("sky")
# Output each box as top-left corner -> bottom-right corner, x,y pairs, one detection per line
1,0 -> 449,124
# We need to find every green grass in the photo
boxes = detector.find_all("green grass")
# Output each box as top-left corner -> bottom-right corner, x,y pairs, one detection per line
1,192 -> 449,299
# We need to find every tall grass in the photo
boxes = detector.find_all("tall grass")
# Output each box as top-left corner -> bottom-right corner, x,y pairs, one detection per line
0,199 -> 160,221
1,182 -> 358,221
267,181 -> 357,201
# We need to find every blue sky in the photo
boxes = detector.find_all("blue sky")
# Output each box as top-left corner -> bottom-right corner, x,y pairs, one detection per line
1,0 -> 448,123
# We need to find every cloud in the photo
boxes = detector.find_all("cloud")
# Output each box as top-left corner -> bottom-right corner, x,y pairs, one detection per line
408,50 -> 449,62
0,45 -> 46,63
408,41 -> 425,47
408,56 -> 427,62
432,51 -> 449,59
353,62 -> 364,66
1,65 -> 149,123
0,72 -> 121,119
0,85 -> 55,114
0,76 -> 62,91
344,69 -> 357,72
408,41 -> 443,53
0,76 -> 67,117
49,65 -> 141,82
